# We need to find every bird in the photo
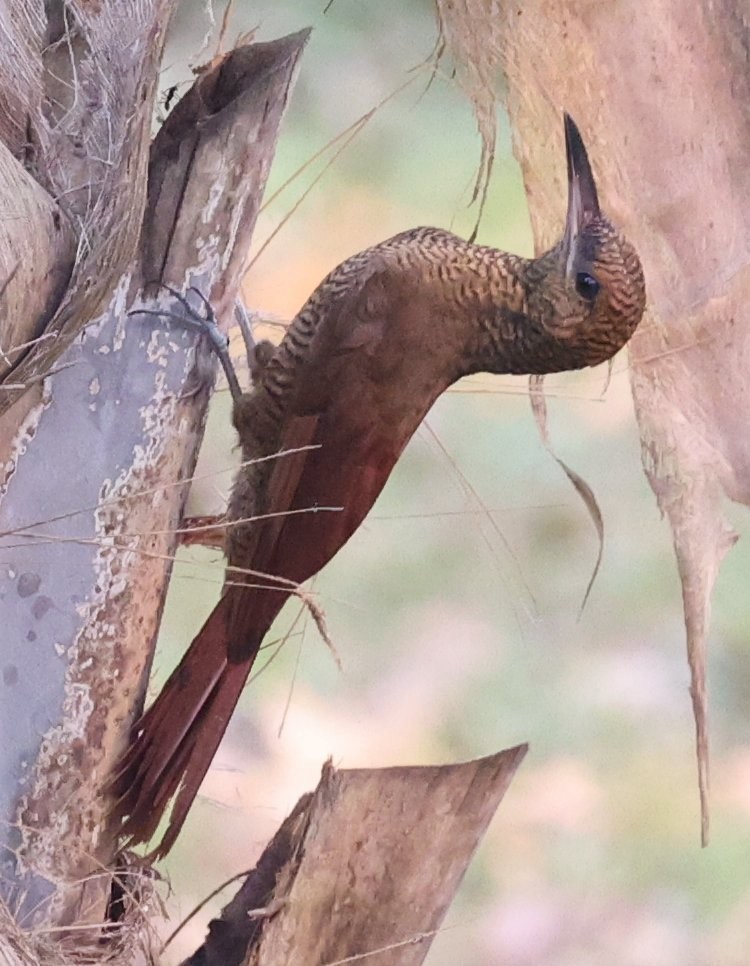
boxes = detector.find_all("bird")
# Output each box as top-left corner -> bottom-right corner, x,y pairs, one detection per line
113,114 -> 646,857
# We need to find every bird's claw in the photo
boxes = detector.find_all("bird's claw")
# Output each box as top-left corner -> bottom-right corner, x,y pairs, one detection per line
130,283 -> 244,403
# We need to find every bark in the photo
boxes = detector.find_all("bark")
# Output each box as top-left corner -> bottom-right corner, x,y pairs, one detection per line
437,0 -> 749,846
0,0 -> 169,392
183,748 -> 527,966
499,0 -> 750,850
0,6 -> 307,959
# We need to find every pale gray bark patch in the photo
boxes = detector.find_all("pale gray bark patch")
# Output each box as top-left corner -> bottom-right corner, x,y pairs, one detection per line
0,23 -> 309,944
0,284 -> 202,920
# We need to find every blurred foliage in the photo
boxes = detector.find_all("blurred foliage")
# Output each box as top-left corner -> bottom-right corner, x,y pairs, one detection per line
152,2 -> 750,964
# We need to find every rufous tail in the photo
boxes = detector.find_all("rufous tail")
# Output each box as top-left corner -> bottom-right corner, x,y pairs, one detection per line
112,594 -> 260,857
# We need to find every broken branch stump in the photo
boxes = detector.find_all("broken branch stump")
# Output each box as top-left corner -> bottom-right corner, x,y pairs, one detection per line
182,746 -> 528,966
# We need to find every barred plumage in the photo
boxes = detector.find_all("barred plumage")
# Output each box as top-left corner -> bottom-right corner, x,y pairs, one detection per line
114,114 -> 646,857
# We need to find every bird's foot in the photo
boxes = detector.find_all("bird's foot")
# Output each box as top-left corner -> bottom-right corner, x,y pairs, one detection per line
130,283 -> 243,402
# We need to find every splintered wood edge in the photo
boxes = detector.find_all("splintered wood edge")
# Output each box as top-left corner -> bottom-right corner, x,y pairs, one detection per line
143,29 -> 310,302
185,746 -> 528,966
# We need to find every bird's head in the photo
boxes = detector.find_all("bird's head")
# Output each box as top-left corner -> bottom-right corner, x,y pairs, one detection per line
527,114 -> 646,367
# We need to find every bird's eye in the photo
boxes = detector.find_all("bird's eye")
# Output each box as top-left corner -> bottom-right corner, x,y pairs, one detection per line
575,272 -> 600,301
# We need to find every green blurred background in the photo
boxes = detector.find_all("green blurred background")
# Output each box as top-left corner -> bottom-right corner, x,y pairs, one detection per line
153,2 -> 750,962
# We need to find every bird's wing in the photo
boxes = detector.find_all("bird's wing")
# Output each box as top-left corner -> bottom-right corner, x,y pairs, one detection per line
226,265 -> 403,648
290,258 -> 393,414
246,412 -> 321,575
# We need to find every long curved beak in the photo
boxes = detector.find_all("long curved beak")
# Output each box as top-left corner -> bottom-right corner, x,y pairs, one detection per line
561,113 -> 600,273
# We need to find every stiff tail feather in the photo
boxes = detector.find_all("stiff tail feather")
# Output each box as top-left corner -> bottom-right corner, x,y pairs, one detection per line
112,595 -> 260,857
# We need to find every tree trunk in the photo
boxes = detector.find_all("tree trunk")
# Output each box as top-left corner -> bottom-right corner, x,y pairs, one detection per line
0,5 -> 306,958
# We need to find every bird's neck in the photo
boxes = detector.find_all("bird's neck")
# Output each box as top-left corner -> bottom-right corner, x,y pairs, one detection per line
368,229 -> 586,378
458,244 -> 590,378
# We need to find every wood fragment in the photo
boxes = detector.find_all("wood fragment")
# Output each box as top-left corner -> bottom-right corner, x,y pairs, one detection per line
184,747 -> 528,966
